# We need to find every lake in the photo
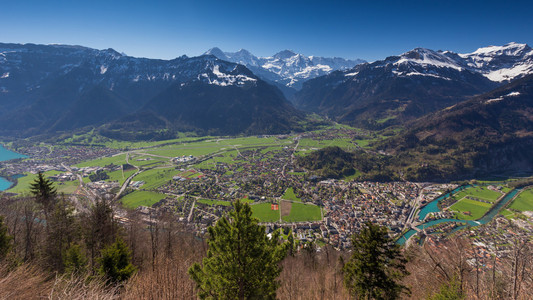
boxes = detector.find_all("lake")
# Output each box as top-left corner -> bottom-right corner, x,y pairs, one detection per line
0,144 -> 28,191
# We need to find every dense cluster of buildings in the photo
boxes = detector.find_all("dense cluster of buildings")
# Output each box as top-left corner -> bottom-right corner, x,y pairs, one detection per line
138,140 -> 429,249
4,133 -> 530,254
0,145 -> 118,177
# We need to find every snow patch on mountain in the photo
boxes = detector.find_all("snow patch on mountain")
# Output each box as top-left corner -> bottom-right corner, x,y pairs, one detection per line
345,71 -> 359,77
485,64 -> 533,82
405,72 -> 451,80
207,64 -> 257,86
485,90 -> 521,104
506,91 -> 521,97
294,64 -> 332,77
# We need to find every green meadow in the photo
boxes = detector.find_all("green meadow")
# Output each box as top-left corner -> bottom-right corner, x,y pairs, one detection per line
131,167 -> 177,190
281,202 -> 323,222
121,191 -> 167,209
282,187 -> 301,202
251,202 -> 280,222
450,198 -> 492,220
452,186 -> 503,203
509,188 -> 533,212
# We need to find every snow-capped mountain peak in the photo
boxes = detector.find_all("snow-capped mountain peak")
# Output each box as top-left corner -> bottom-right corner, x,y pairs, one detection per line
273,50 -> 297,60
202,47 -> 365,90
235,49 -> 253,56
468,42 -> 531,57
204,47 -> 229,60
229,49 -> 259,66
394,48 -> 464,71
458,42 -> 533,82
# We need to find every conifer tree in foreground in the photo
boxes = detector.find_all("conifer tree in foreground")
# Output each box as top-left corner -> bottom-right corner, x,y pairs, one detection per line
64,243 -> 88,275
99,237 -> 137,283
188,200 -> 289,300
30,172 -> 57,215
343,222 -> 409,300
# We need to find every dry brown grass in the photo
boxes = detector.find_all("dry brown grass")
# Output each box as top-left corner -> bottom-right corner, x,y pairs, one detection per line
0,263 -> 51,300
48,275 -> 119,300
0,263 -> 119,300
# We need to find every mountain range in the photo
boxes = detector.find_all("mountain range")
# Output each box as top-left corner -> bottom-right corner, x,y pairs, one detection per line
0,43 -> 303,137
1,42 -> 532,146
204,47 -> 365,96
294,42 -> 533,128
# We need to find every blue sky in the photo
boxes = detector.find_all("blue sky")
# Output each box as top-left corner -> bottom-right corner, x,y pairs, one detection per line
1,0 -> 532,61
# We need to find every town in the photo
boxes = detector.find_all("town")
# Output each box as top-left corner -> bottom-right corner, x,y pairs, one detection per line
1,130 -> 531,265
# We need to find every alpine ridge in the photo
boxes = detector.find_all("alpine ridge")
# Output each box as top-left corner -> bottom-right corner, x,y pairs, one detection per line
294,42 -> 533,128
0,43 -> 303,138
203,47 -> 365,94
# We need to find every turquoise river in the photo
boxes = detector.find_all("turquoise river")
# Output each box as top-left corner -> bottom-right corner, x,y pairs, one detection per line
0,145 -> 28,191
397,186 -> 521,245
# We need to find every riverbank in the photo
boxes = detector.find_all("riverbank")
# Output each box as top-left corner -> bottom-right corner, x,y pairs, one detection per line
0,144 -> 28,191
398,185 -> 522,246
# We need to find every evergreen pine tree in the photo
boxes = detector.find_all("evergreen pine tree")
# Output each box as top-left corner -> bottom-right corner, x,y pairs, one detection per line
30,172 -> 57,216
188,200 -> 289,300
98,237 -> 137,283
64,243 -> 88,275
343,222 -> 410,300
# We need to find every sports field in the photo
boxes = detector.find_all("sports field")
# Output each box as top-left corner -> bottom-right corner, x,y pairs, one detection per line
251,202 -> 280,222
104,168 -> 137,185
281,202 -> 322,222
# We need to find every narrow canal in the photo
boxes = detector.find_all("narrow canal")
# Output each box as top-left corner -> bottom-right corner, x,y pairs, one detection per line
397,186 -> 521,245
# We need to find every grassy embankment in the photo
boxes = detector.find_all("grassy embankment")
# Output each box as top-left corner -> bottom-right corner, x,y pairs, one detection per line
449,186 -> 509,220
